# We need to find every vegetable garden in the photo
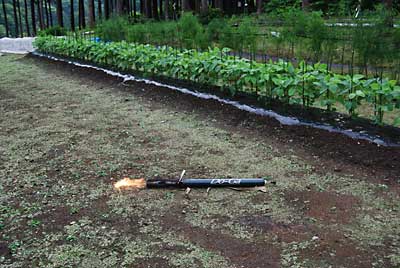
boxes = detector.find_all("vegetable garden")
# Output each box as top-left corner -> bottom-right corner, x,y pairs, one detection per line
35,35 -> 400,126
3,2 -> 400,268
96,11 -> 400,80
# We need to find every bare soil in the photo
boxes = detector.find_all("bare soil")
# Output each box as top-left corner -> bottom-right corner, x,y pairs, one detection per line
0,53 -> 399,268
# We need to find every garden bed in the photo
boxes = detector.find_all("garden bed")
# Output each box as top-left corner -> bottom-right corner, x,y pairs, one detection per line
34,36 -> 400,127
33,50 -> 400,147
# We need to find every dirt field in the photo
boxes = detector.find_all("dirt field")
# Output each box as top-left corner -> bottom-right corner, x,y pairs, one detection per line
0,53 -> 399,268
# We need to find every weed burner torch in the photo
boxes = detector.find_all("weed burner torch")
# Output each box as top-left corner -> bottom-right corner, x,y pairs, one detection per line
146,178 -> 266,188
113,169 -> 269,190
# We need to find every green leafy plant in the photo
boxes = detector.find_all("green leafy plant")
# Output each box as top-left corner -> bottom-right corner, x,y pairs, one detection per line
96,16 -> 129,42
198,8 -> 224,25
28,219 -> 41,228
177,13 -> 207,49
38,26 -> 67,37
0,25 -> 6,37
8,240 -> 21,254
34,36 -> 400,126
207,18 -> 228,45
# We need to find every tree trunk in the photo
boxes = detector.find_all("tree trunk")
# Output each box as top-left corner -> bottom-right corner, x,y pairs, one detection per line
23,0 -> 30,35
70,0 -> 75,30
88,0 -> 95,27
182,0 -> 190,11
200,0 -> 207,14
105,0 -> 110,18
82,0 -> 86,28
79,0 -> 85,29
152,0 -> 158,19
223,0 -> 233,14
56,0 -> 63,27
214,0 -> 222,10
247,0 -> 255,13
30,0 -> 36,35
17,0 -> 24,36
256,0 -> 262,15
145,0 -> 152,18
116,0 -> 128,15
133,0 -> 136,19
125,0 -> 129,14
18,0 -> 24,35
159,0 -> 163,18
233,0 -> 237,14
97,0 -> 102,19
164,0 -> 168,19
2,0 -> 9,36
140,0 -> 144,16
38,0 -> 44,30
116,0 -> 121,14
13,0 -> 19,36
131,0 -> 134,15
194,0 -> 199,13
44,0 -> 49,27
302,0 -> 310,11
48,0 -> 53,26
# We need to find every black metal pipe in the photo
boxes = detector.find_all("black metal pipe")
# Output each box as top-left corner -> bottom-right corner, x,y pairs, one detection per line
146,178 -> 266,188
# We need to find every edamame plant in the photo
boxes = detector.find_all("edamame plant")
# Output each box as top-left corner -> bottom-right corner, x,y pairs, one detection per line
34,36 -> 400,126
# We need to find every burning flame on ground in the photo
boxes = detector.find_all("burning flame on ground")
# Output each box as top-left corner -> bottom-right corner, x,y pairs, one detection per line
114,178 -> 146,190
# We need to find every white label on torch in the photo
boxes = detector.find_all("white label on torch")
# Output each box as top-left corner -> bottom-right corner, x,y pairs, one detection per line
210,179 -> 241,185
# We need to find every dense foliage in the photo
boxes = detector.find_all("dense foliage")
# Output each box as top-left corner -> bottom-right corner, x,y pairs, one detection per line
265,0 -> 400,15
0,0 -> 77,37
2,0 -> 400,38
0,24 -> 5,36
96,12 -> 400,80
34,36 -> 400,125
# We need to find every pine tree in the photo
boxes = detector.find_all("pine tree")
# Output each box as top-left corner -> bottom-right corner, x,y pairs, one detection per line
23,0 -> 30,35
70,0 -> 75,30
88,0 -> 95,27
12,0 -> 20,36
56,0 -> 63,27
1,0 -> 9,36
30,0 -> 36,35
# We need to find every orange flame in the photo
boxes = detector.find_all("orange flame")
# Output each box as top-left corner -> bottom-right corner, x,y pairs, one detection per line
114,178 -> 146,190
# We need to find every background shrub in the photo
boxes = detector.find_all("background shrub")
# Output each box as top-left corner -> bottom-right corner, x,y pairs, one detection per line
96,17 -> 129,42
38,26 -> 67,37
177,13 -> 206,49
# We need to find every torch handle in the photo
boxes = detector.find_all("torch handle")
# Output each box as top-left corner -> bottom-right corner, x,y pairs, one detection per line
146,178 -> 266,188
182,178 -> 265,187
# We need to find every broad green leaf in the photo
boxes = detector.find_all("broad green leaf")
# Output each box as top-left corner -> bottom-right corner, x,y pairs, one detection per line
288,88 -> 297,96
355,90 -> 366,97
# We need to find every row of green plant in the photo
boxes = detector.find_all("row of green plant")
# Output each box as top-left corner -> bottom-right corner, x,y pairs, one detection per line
34,36 -> 400,126
96,11 -> 400,80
